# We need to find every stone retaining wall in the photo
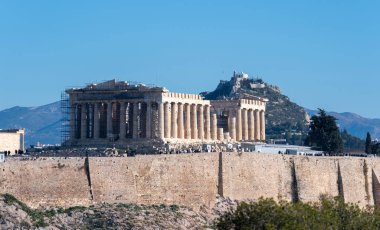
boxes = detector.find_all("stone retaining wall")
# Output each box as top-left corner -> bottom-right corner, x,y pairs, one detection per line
1,153 -> 380,209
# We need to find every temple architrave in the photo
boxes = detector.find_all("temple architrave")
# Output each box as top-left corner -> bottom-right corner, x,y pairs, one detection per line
65,79 -> 267,147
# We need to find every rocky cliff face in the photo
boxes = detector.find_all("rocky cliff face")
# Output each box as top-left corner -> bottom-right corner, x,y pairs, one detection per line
202,73 -> 310,141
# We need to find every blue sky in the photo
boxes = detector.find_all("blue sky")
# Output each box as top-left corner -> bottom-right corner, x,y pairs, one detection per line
0,1 -> 379,118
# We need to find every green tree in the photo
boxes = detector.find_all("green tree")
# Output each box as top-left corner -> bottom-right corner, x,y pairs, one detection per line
372,143 -> 379,155
365,132 -> 372,154
341,129 -> 365,152
305,109 -> 343,154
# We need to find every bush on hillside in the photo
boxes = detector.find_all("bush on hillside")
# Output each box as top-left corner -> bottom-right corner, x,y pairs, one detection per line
215,196 -> 380,230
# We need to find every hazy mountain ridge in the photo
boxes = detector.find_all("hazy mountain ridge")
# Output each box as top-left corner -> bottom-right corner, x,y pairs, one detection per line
203,74 -> 379,141
0,101 -> 61,146
307,109 -> 380,140
0,77 -> 378,145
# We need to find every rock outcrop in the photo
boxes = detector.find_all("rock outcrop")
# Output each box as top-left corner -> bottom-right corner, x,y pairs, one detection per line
0,194 -> 239,229
202,72 -> 310,142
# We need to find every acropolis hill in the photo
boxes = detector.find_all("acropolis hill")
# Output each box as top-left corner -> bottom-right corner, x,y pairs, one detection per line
1,73 -> 379,216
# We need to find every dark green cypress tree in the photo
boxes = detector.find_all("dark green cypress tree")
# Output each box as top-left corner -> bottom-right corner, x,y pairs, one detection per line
365,132 -> 372,154
306,109 -> 343,154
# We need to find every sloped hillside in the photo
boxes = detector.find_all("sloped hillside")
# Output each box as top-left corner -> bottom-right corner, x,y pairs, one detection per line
203,73 -> 310,141
0,193 -> 238,229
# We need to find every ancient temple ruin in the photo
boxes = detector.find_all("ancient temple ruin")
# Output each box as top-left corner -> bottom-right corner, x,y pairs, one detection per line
65,79 -> 267,148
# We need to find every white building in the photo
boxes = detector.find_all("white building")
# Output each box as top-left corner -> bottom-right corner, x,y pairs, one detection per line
0,129 -> 25,155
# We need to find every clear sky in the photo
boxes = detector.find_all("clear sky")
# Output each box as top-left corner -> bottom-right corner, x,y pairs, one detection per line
0,1 -> 379,118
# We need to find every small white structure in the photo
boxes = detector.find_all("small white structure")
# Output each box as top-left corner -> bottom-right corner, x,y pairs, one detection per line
0,129 -> 25,155
253,144 -> 324,156
0,153 -> 5,163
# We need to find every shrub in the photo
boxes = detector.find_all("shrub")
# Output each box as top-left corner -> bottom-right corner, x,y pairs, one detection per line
2,193 -> 53,227
169,204 -> 179,212
215,196 -> 380,230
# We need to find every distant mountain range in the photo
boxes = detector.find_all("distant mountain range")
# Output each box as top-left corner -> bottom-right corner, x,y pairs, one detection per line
0,76 -> 378,146
306,109 -> 380,140
202,73 -> 379,142
0,101 -> 61,146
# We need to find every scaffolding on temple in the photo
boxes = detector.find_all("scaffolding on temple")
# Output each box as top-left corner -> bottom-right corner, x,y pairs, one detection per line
60,91 -> 70,145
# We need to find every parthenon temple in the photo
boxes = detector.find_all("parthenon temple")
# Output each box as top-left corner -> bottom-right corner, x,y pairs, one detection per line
65,79 -> 267,147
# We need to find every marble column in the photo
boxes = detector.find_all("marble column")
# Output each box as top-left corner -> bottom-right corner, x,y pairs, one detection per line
248,109 -> 254,141
158,103 -> 164,139
211,113 -> 217,140
146,102 -> 152,138
132,102 -> 139,139
260,110 -> 265,141
198,105 -> 204,140
70,103 -> 76,139
81,104 -> 87,139
191,104 -> 198,139
164,102 -> 170,138
217,128 -> 224,141
230,116 -> 236,141
254,109 -> 260,141
178,103 -> 184,139
236,109 -> 242,141
242,109 -> 248,140
106,102 -> 113,138
185,104 -> 191,139
171,103 -> 178,138
205,105 -> 211,140
93,103 -> 100,139
119,102 -> 126,139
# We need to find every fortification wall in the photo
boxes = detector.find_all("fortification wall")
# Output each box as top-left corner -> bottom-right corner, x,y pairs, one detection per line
222,153 -> 292,202
339,158 -> 372,206
371,159 -> 380,207
1,153 -> 380,209
89,153 -> 219,209
0,157 -> 91,208
293,157 -> 340,202
222,154 -> 380,208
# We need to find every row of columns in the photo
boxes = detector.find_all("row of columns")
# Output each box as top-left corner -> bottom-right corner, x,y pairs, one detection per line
228,108 -> 265,141
72,101 -> 155,140
162,102 -> 212,140
71,101 -> 266,142
160,102 -> 265,142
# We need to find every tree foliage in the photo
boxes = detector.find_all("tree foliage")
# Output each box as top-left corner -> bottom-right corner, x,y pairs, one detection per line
363,132 -> 380,155
372,143 -> 380,155
305,109 -> 343,154
215,196 -> 380,230
366,132 -> 372,154
341,129 -> 365,151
